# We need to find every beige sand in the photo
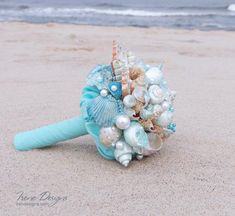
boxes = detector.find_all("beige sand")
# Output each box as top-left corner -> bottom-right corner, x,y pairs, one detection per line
0,22 -> 235,215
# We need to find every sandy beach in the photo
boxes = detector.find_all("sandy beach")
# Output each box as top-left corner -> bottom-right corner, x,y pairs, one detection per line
1,22 -> 235,215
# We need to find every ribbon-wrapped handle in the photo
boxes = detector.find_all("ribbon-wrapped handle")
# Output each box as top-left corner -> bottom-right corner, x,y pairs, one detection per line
14,116 -> 88,151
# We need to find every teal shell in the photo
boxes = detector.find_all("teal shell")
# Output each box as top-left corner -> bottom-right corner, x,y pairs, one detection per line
80,85 -> 115,160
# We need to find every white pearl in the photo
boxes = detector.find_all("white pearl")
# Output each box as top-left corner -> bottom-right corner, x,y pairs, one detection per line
100,89 -> 108,97
116,115 -> 130,130
111,85 -> 117,91
115,140 -> 124,150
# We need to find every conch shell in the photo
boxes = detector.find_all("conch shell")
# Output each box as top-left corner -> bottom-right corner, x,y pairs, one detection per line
114,139 -> 133,167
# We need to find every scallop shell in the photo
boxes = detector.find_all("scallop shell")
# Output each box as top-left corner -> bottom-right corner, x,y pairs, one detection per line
87,95 -> 123,127
148,85 -> 164,104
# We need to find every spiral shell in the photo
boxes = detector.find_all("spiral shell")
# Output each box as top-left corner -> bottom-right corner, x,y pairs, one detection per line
145,67 -> 163,85
148,85 -> 164,104
123,95 -> 136,108
157,111 -> 173,127
114,139 -> 133,167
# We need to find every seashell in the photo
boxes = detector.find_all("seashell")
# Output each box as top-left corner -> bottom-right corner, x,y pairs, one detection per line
124,121 -> 149,154
99,126 -> 122,147
136,154 -> 144,160
124,107 -> 140,120
132,100 -> 144,114
114,139 -> 133,167
140,108 -> 153,120
156,111 -> 173,128
129,67 -> 144,80
150,124 -> 164,135
161,101 -> 170,111
153,104 -> 163,116
142,133 -> 163,156
145,67 -> 163,85
139,119 -> 154,132
123,95 -> 136,108
108,81 -> 122,99
112,40 -> 118,61
127,51 -> 137,65
87,95 -> 123,127
132,86 -> 148,103
121,68 -> 131,97
148,85 -> 164,104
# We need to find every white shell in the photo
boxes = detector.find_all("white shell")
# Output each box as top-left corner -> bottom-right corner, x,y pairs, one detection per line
157,111 -> 173,127
132,86 -> 148,103
140,109 -> 153,119
99,126 -> 122,146
115,114 -> 131,130
123,122 -> 149,149
145,67 -> 163,85
148,85 -> 164,104
123,95 -> 136,108
161,101 -> 170,111
153,104 -> 163,114
114,140 -> 133,167
142,133 -> 163,156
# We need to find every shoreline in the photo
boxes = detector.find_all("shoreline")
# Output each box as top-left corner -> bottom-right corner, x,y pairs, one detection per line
1,21 -> 235,33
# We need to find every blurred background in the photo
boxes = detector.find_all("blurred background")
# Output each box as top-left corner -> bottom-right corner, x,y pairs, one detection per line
0,0 -> 235,30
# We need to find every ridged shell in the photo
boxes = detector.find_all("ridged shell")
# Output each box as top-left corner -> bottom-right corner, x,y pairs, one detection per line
148,85 -> 164,104
114,139 -> 133,167
87,95 -> 123,127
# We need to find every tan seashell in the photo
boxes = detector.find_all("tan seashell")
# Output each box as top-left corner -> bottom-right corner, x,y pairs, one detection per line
112,40 -> 118,61
132,100 -> 144,114
139,119 -> 154,132
150,124 -> 164,135
129,67 -> 143,80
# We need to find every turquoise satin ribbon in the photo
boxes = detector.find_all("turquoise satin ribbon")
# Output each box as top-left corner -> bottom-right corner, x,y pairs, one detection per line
14,85 -> 115,160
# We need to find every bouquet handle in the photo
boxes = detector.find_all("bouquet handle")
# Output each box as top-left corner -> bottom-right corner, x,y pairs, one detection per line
14,116 -> 88,151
